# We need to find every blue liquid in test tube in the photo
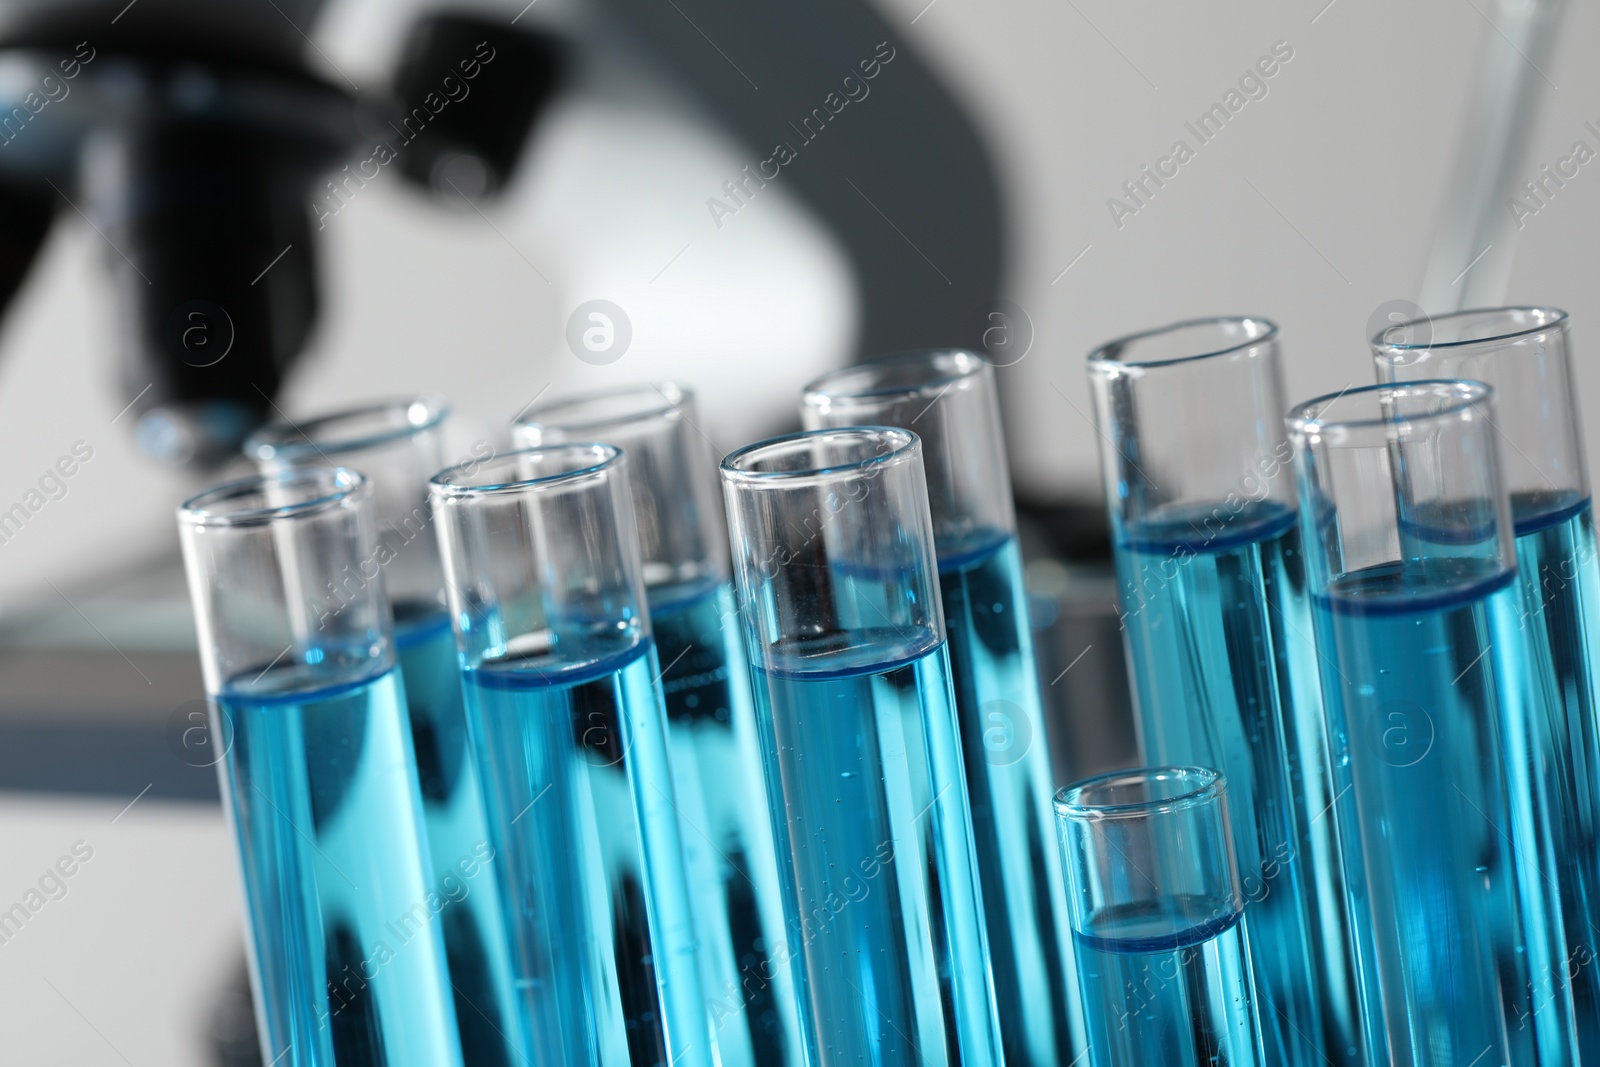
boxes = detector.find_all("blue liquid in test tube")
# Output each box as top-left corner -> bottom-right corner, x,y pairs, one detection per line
463,633 -> 683,1067
179,468 -> 463,1067
721,427 -> 1003,1067
1377,307 -> 1600,1055
432,444 -> 715,1067
1087,319 -> 1354,1066
249,398 -> 516,1064
803,351 -> 1081,1067
1289,380 -> 1579,1064
515,384 -> 800,1065
1056,767 -> 1264,1067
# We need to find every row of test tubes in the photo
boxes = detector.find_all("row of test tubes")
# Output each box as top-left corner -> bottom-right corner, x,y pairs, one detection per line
177,355 -> 1079,1067
1089,307 -> 1598,1066
172,303 -> 1597,1067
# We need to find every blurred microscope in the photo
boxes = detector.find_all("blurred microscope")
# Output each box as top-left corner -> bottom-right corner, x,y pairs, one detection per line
0,0 -> 1134,781
0,1 -> 1135,1062
0,0 -> 564,466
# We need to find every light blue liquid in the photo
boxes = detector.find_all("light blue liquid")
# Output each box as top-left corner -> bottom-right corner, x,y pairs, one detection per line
1512,492 -> 1600,1057
215,666 -> 463,1067
649,581 -> 800,1066
1314,556 -> 1577,1064
752,632 -> 1001,1067
1074,896 -> 1262,1067
938,532 -> 1081,1066
461,631 -> 713,1067
1113,501 -> 1341,1065
393,606 -> 516,1066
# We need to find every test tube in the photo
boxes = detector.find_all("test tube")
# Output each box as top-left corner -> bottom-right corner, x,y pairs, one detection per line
512,383 -> 800,1066
177,467 -> 462,1067
1287,380 -> 1579,1062
720,427 -> 1003,1067
1086,318 -> 1354,1066
1054,766 -> 1263,1067
800,351 -> 1081,1067
246,397 -> 515,1065
429,444 -> 715,1067
1374,307 -> 1600,1054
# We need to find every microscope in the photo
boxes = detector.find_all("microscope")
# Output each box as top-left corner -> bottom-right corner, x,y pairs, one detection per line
0,0 -> 560,466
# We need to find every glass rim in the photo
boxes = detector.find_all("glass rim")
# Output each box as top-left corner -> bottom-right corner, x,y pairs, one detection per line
720,426 -> 919,485
1054,766 -> 1223,820
511,381 -> 689,435
244,394 -> 449,460
1287,379 -> 1492,436
1371,305 -> 1569,353
801,349 -> 989,407
430,442 -> 622,498
178,466 -> 369,527
1087,315 -> 1279,372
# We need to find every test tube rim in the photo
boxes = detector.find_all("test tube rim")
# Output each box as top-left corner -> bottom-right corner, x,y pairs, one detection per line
510,381 -> 691,440
800,348 -> 989,409
177,466 -> 370,528
1086,315 -> 1279,373
429,442 -> 622,498
1286,378 -> 1493,438
1054,765 -> 1224,821
242,394 -> 450,462
1370,304 -> 1569,355
720,425 -> 919,488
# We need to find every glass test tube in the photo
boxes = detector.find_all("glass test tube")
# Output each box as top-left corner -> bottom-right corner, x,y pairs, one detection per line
1374,307 -> 1600,1055
429,444 -> 715,1067
512,383 -> 800,1067
720,427 -> 1003,1067
177,467 -> 462,1067
247,397 -> 516,1066
1054,767 -> 1264,1067
1086,318 -> 1353,1066
801,351 -> 1082,1067
1288,380 -> 1578,1063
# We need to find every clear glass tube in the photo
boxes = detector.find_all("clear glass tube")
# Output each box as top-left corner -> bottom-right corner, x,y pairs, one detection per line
1086,318 -> 1354,1066
720,427 -> 1003,1067
177,467 -> 462,1067
801,351 -> 1081,1067
428,444 -> 715,1067
246,396 -> 516,1066
1288,380 -> 1579,1063
1374,308 -> 1600,1056
512,383 -> 800,1066
1054,767 -> 1263,1067
245,397 -> 459,614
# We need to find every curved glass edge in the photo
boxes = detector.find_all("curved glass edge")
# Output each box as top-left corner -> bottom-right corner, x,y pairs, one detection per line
512,381 -> 689,437
1054,765 -> 1225,820
1371,305 -> 1569,354
430,443 -> 622,497
244,395 -> 449,460
720,426 -> 920,485
178,467 -> 369,527
1286,379 -> 1492,437
1087,316 -> 1279,372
